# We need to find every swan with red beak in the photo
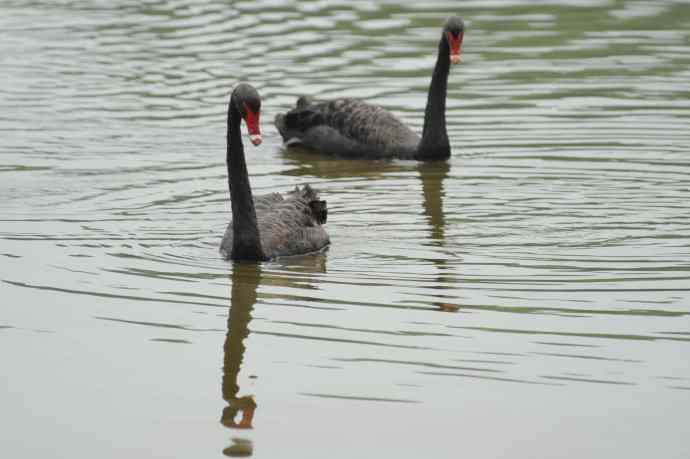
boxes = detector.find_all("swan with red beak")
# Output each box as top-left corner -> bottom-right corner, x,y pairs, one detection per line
274,15 -> 466,160
445,17 -> 464,64
222,83 -> 330,261
242,101 -> 262,146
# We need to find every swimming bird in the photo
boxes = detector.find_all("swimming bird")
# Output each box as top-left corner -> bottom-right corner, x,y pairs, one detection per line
220,83 -> 329,261
274,16 -> 465,160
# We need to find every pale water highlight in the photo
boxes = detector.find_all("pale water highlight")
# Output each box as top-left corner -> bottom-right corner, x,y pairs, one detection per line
1,1 -> 689,458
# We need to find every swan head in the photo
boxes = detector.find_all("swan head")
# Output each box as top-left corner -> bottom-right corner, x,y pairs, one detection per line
443,16 -> 465,65
233,83 -> 262,146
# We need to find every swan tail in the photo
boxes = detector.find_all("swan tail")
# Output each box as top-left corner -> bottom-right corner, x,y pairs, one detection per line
274,113 -> 288,139
291,183 -> 318,201
284,107 -> 324,131
275,110 -> 317,145
287,184 -> 327,225
302,184 -> 327,224
309,199 -> 328,224
296,95 -> 314,108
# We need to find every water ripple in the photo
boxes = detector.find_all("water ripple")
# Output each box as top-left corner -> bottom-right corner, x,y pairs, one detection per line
2,2 -> 690,456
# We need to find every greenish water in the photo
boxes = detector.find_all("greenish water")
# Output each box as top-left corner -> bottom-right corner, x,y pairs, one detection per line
1,1 -> 690,458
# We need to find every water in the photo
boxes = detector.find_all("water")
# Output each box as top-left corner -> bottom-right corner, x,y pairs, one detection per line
2,1 -> 690,457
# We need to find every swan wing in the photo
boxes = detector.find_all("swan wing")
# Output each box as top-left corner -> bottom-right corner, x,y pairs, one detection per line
276,98 -> 419,158
256,185 -> 330,258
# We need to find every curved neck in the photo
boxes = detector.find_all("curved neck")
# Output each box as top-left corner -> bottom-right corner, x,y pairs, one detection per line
416,37 -> 451,160
227,97 -> 265,260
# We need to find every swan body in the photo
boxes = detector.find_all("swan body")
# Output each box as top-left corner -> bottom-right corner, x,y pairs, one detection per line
275,16 -> 465,161
221,83 -> 329,261
220,185 -> 328,260
276,97 -> 420,158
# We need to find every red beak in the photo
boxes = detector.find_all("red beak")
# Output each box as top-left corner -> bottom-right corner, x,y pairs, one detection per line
447,31 -> 463,64
243,102 -> 262,146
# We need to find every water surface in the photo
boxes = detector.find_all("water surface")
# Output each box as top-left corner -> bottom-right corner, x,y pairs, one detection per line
1,1 -> 690,458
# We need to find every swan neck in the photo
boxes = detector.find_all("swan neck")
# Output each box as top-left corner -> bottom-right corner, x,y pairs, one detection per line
417,38 -> 451,160
227,97 -> 265,260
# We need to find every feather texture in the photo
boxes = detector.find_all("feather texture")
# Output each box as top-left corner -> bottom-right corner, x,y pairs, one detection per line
274,16 -> 465,161
276,98 -> 420,158
221,184 -> 329,260
222,83 -> 329,261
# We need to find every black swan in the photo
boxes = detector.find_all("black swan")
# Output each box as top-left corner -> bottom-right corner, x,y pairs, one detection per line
220,83 -> 329,261
274,16 -> 465,160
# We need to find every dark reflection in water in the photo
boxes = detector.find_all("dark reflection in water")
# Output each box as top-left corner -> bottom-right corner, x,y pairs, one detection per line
418,161 -> 449,243
417,161 -> 459,313
284,148 -> 457,312
220,256 -> 328,457
282,146 -> 412,179
2,1 -> 690,457
221,262 -> 261,456
222,437 -> 253,459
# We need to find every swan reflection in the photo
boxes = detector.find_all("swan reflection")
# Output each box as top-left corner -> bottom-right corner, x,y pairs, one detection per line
283,150 -> 457,311
417,160 -> 460,312
221,262 -> 260,456
220,256 -> 328,456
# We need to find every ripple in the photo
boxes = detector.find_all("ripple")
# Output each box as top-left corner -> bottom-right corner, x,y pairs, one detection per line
1,3 -> 690,456
300,392 -> 420,404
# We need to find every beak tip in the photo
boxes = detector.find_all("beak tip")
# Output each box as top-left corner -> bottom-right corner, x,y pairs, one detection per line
250,134 -> 262,146
450,54 -> 461,64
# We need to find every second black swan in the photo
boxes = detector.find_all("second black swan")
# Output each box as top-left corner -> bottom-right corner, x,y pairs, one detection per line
220,83 -> 329,261
275,16 -> 465,160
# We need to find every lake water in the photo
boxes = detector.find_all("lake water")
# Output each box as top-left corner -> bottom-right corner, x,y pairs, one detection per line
2,1 -> 690,457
